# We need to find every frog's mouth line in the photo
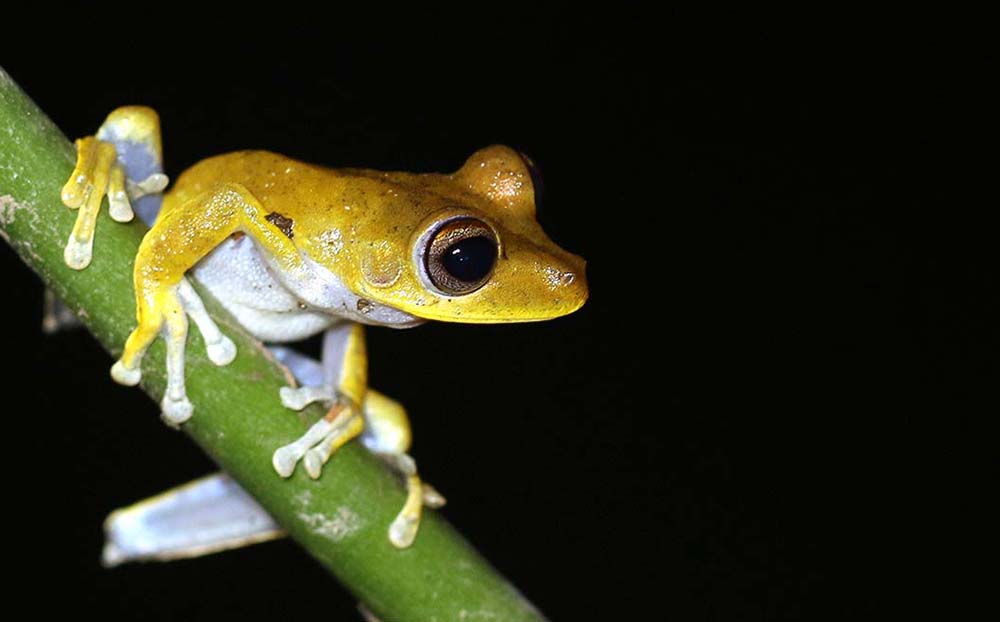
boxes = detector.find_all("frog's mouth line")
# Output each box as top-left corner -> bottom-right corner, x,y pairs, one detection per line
398,294 -> 589,325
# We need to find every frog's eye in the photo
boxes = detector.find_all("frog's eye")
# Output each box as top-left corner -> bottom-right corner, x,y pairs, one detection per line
424,218 -> 498,295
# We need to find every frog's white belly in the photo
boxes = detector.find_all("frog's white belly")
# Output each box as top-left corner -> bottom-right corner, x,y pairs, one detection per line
191,235 -> 421,343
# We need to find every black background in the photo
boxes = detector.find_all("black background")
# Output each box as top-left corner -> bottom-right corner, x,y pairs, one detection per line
1,11 -> 993,621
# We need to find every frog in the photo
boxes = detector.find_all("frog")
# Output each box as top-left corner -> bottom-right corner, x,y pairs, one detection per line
59,106 -> 588,553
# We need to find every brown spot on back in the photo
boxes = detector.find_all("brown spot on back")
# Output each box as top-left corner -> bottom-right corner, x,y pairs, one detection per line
265,212 -> 295,238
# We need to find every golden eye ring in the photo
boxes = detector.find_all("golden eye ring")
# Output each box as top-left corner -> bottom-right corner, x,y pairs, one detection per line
423,218 -> 499,295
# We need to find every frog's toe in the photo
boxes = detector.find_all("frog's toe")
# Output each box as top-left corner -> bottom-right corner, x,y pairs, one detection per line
60,138 -> 119,270
272,405 -> 362,479
60,174 -> 90,209
376,453 -> 434,547
279,386 -> 301,410
272,446 -> 302,478
60,138 -> 98,208
421,483 -> 447,509
206,336 -> 237,366
107,165 -> 135,223
280,385 -> 335,411
64,238 -> 95,271
127,173 -> 169,200
303,448 -> 326,480
111,360 -> 142,386
388,512 -> 419,549
303,428 -> 346,479
272,417 -> 336,478
161,395 -> 193,427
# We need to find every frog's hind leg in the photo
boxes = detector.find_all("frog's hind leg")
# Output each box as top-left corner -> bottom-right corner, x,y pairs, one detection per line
49,107 -> 173,338
361,391 -> 446,548
61,138 -> 120,269
102,472 -> 285,566
60,106 -> 169,270
94,105 -> 169,226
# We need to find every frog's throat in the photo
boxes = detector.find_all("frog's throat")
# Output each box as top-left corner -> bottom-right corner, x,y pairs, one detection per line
274,251 -> 424,328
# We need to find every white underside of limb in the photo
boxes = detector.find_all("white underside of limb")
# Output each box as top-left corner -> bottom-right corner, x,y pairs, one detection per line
160,300 -> 192,427
102,472 -> 284,567
178,278 -> 237,366
272,417 -> 337,477
271,343 -> 336,411
280,384 -> 335,410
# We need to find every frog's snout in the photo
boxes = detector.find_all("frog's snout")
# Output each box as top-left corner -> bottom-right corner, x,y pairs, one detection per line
525,247 -> 589,319
557,253 -> 589,315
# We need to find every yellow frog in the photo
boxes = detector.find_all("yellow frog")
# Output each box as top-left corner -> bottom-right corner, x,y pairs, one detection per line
60,106 -> 587,551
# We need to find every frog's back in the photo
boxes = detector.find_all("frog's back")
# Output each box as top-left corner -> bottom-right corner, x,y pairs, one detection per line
162,150 -> 341,218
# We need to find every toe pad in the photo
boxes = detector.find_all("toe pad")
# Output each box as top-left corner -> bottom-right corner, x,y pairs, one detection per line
111,360 -> 141,386
207,337 -> 237,366
161,396 -> 193,427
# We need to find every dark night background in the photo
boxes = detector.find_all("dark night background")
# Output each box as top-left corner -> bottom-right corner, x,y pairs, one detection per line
1,12 -> 993,621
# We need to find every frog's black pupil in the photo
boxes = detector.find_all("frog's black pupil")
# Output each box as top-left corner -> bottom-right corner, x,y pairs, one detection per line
442,236 -> 496,282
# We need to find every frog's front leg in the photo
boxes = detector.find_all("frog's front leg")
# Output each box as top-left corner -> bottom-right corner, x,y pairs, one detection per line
273,333 -> 444,548
112,183 -> 300,425
272,323 -> 368,478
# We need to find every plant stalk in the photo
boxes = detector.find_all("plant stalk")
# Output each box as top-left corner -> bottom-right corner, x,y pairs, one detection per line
0,67 -> 545,622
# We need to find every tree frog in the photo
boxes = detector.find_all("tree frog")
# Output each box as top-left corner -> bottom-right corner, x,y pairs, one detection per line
59,106 -> 588,552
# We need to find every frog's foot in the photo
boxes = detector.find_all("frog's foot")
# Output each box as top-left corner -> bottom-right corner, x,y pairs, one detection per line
271,348 -> 337,411
272,403 -> 364,479
271,342 -> 438,548
111,279 -> 235,427
60,137 -> 133,269
279,384 -> 335,411
376,452 -> 444,548
61,107 -> 170,269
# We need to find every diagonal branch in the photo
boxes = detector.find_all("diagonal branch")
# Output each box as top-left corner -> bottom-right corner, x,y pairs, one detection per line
0,67 -> 545,622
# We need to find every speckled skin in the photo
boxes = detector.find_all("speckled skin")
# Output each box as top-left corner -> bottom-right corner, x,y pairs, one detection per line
165,148 -> 588,327
60,106 -> 588,548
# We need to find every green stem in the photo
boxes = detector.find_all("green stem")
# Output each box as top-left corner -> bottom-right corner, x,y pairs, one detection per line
0,67 -> 545,622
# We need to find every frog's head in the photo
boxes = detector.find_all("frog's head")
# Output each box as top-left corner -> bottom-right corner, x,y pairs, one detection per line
352,146 -> 588,324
